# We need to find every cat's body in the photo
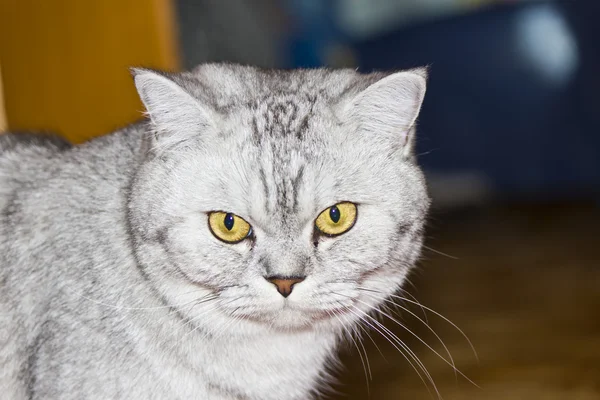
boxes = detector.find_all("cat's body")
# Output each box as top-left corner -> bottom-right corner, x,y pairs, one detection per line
0,64 -> 429,399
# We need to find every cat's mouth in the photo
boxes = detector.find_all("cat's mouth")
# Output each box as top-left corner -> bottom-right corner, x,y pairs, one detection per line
213,283 -> 362,330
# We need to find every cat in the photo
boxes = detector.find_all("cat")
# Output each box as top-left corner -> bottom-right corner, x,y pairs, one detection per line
0,63 -> 430,400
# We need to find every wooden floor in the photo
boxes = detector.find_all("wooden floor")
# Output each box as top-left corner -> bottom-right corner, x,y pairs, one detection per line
333,202 -> 600,400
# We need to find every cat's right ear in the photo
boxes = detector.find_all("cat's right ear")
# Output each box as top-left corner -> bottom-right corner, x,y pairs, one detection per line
131,68 -> 215,153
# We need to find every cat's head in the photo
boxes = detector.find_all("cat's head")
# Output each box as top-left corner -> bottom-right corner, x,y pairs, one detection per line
128,64 -> 430,335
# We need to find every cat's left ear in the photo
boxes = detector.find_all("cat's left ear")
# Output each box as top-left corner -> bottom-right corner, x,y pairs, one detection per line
132,68 -> 216,153
343,68 -> 427,158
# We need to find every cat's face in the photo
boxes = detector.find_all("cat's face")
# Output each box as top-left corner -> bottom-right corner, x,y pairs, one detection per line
128,64 -> 429,335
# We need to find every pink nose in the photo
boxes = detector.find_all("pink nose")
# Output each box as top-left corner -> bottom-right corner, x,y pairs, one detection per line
267,276 -> 305,297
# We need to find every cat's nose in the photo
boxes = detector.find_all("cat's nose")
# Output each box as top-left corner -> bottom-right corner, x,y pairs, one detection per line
266,276 -> 305,298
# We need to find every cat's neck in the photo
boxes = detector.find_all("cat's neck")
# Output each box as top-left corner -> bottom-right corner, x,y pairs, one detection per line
134,306 -> 338,399
201,330 -> 337,399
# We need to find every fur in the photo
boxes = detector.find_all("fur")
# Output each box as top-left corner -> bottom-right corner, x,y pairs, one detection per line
0,63 -> 430,399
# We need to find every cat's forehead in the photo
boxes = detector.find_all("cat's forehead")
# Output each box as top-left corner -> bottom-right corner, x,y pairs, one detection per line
246,99 -> 319,223
249,92 -> 321,143
218,88 -> 337,160
189,66 -> 402,223
191,65 -> 370,149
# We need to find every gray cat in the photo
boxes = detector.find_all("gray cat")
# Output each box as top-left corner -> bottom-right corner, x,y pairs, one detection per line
0,63 -> 430,399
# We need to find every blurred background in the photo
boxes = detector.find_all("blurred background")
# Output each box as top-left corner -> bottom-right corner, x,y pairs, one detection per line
1,0 -> 598,399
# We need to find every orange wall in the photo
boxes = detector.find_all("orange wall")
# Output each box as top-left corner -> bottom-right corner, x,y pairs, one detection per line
0,65 -> 6,131
0,0 -> 180,143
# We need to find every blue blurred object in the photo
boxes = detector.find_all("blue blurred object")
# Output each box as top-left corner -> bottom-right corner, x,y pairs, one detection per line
284,0 -> 340,67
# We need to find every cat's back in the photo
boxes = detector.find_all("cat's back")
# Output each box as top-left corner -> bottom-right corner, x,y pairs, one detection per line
0,132 -> 72,168
0,132 -> 72,153
0,127 -> 143,214
0,133 -> 72,207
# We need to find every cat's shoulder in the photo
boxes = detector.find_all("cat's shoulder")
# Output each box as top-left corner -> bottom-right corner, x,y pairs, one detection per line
0,125 -> 142,212
0,122 -> 145,174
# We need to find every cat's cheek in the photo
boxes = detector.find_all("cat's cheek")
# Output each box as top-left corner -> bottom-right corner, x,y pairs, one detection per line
357,268 -> 409,312
166,218 -> 252,279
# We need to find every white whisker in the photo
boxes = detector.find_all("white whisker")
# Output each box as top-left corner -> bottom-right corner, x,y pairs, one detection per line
356,296 -> 478,388
422,245 -> 459,260
330,292 -> 439,397
353,315 -> 388,362
327,309 -> 372,394
355,291 -> 458,380
345,305 -> 440,400
358,287 -> 478,361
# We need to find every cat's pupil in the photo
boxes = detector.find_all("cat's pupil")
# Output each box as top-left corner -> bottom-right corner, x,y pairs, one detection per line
224,213 -> 235,231
329,206 -> 341,223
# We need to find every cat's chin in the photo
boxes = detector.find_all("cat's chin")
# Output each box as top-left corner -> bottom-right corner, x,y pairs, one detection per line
225,306 -> 354,333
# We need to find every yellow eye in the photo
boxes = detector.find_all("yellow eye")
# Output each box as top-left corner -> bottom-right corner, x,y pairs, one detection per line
208,212 -> 252,243
315,202 -> 357,237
